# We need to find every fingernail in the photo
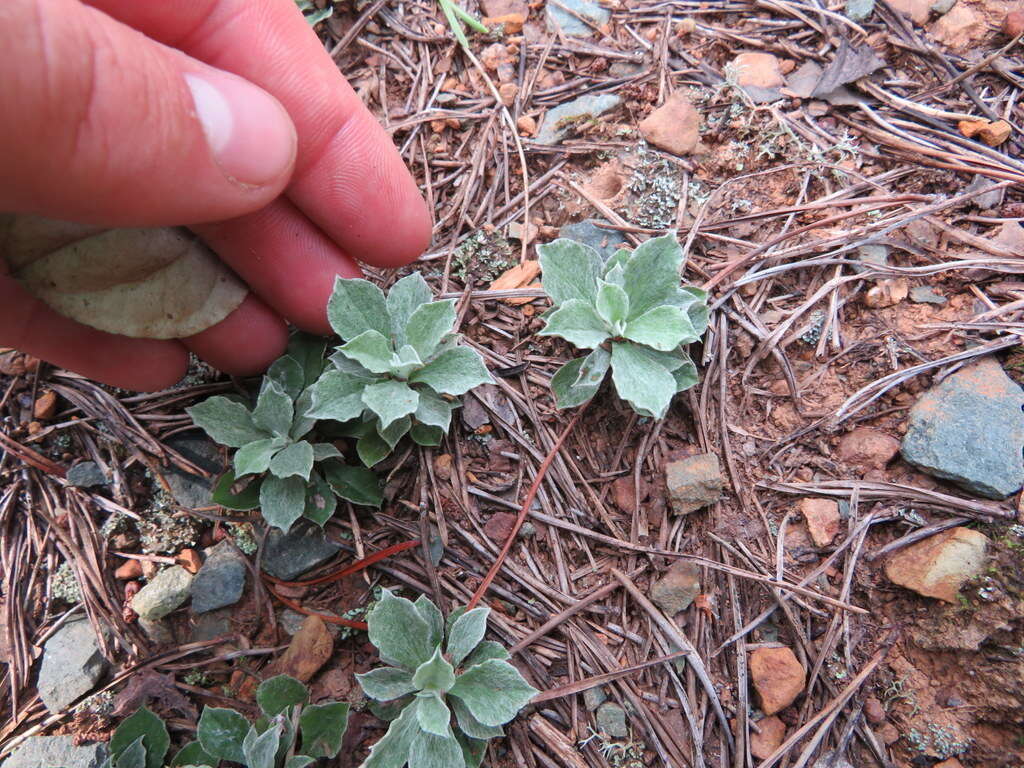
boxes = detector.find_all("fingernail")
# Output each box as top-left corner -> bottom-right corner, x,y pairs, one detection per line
185,71 -> 296,187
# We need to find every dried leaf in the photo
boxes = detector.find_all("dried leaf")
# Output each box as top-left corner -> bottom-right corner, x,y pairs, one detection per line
113,670 -> 197,720
489,261 -> 541,305
811,40 -> 885,98
0,215 -> 247,339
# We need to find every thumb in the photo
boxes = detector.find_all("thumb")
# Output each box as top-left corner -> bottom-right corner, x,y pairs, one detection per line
0,0 -> 297,227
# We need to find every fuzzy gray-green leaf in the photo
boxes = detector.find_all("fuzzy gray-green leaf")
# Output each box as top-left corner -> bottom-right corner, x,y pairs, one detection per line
115,737 -> 146,768
672,355 -> 700,392
339,330 -> 395,374
595,280 -> 629,329
550,357 -> 599,409
268,440 -> 314,480
408,727 -> 465,768
538,299 -> 610,349
416,692 -> 453,736
197,706 -> 249,763
266,355 -> 305,400
253,381 -> 294,437
622,234 -> 683,320
537,239 -> 603,307
624,305 -> 696,350
260,474 -> 306,531
361,698 -> 419,768
414,595 -> 444,649
446,606 -> 489,667
407,299 -> 457,361
410,348 -> 491,396
327,277 -> 391,341
233,437 -> 284,477
367,589 -> 436,670
356,667 -> 417,701
413,646 -> 456,693
414,389 -> 456,433
448,659 -> 538,727
299,701 -> 350,758
242,722 -> 279,768
464,640 -> 510,667
321,461 -> 383,507
362,380 -> 419,430
610,341 -> 677,419
169,740 -> 215,768
110,707 -> 169,768
187,397 -> 267,448
256,674 -> 309,717
307,369 -> 368,423
450,696 -> 503,739
386,272 -> 433,347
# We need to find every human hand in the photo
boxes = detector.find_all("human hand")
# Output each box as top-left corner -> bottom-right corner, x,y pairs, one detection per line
0,0 -> 432,390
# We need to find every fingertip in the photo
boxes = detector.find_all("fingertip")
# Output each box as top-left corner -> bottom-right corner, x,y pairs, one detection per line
183,293 -> 288,375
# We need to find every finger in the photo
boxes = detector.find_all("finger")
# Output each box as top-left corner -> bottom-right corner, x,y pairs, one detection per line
192,199 -> 362,336
0,276 -> 189,391
84,0 -> 432,267
0,0 -> 297,227
182,293 -> 288,375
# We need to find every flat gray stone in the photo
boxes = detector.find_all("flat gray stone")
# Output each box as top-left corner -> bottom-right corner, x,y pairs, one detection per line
191,608 -> 233,643
650,560 -> 701,615
262,520 -> 342,580
131,566 -> 193,621
191,542 -> 246,614
583,686 -> 607,711
2,735 -> 108,768
901,357 -> 1024,498
536,94 -> 621,145
596,702 -> 629,738
66,462 -> 107,489
546,0 -> 609,36
163,436 -> 223,509
909,286 -> 946,305
558,219 -> 628,261
37,618 -> 109,714
854,244 -> 888,274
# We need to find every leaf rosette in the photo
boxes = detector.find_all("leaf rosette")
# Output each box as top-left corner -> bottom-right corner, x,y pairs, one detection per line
355,590 -> 538,768
537,234 -> 709,419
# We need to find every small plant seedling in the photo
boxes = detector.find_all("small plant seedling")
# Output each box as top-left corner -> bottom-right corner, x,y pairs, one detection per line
101,674 -> 349,767
188,333 -> 382,533
306,273 -> 492,467
356,590 -> 538,768
537,234 -> 709,419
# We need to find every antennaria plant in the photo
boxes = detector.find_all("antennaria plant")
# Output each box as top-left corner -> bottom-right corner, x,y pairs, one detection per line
537,233 -> 709,419
100,675 -> 348,767
355,590 -> 537,768
306,273 -> 492,467
187,333 -> 382,533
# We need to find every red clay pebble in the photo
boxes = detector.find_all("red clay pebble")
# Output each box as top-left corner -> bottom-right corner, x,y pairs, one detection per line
115,559 -> 144,580
33,391 -> 58,421
863,696 -> 886,724
176,548 -> 202,574
1004,10 -> 1024,37
484,512 -> 517,543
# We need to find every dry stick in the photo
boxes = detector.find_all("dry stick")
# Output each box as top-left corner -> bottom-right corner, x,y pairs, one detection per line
531,649 -> 692,704
756,648 -> 888,768
467,402 -> 589,610
610,568 -> 734,751
531,511 -> 866,613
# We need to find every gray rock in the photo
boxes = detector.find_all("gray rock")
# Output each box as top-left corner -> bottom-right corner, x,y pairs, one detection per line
280,609 -> 343,638
546,0 -> 609,36
854,244 -> 888,273
163,436 -> 223,509
966,174 -> 1002,209
929,0 -> 956,13
191,542 -> 246,613
262,520 -> 342,580
901,357 -> 1024,498
536,94 -> 621,145
596,702 -> 628,738
811,751 -> 853,768
66,462 -> 107,488
191,608 -> 233,643
558,219 -> 629,261
137,616 -> 174,645
583,686 -> 607,711
131,566 -> 194,621
37,618 -> 109,713
2,735 -> 108,768
909,286 -> 947,305
665,454 -> 725,514
650,560 -> 701,615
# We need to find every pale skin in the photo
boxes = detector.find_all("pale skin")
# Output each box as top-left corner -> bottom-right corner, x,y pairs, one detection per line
0,0 -> 433,391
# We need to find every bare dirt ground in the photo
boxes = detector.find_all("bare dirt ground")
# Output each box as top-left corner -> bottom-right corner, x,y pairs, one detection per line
2,0 -> 1024,766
